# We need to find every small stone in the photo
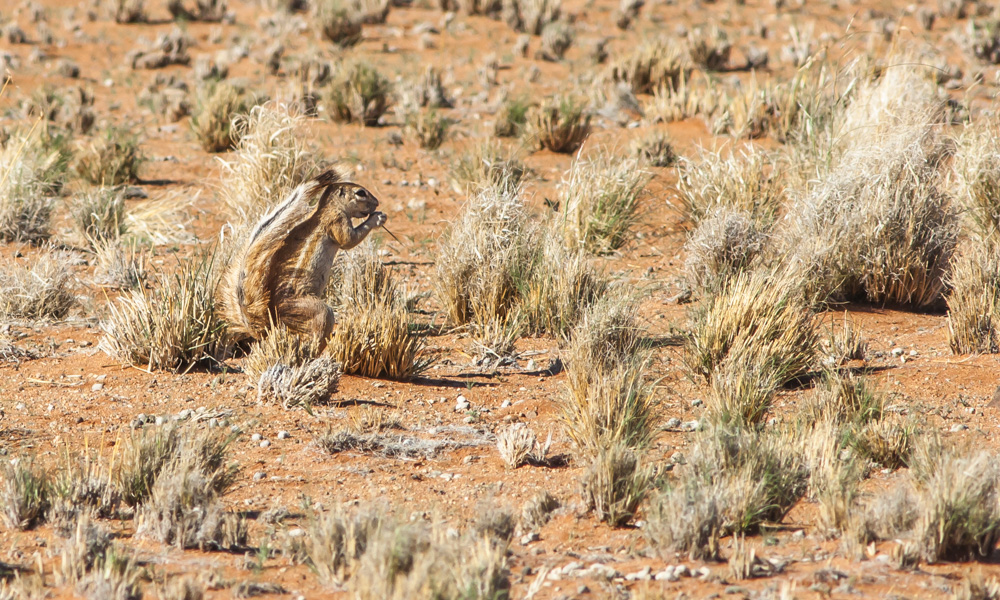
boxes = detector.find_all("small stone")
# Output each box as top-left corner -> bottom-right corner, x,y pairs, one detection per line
891,347 -> 904,357
178,409 -> 193,420
674,564 -> 690,577
791,530 -> 805,541
251,433 -> 263,442
526,359 -> 536,370
208,418 -> 219,428
665,417 -> 681,429
500,400 -> 511,408
691,398 -> 704,407
455,395 -> 470,411
654,568 -> 678,582
253,471 -> 266,481
277,430 -> 290,439
287,528 -> 305,538
625,566 -> 652,581
951,423 -> 969,432
14,403 -> 24,411
231,424 -> 241,433
95,374 -> 107,382
520,532 -> 539,545
122,186 -> 147,199
260,439 -> 271,448
90,383 -> 104,392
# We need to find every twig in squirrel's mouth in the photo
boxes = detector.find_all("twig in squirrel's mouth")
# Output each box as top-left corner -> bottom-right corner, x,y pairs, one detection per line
381,224 -> 401,243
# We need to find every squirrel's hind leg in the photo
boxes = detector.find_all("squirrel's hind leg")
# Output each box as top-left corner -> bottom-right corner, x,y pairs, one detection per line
275,296 -> 336,352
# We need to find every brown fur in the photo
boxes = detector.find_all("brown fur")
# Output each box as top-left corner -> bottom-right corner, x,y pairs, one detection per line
218,169 -> 385,347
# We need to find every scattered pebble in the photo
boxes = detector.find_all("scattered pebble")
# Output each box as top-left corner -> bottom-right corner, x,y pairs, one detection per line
260,439 -> 271,448
277,430 -> 290,439
251,433 -> 263,442
500,400 -> 511,408
520,532 -> 539,545
155,416 -> 165,426
91,383 -> 103,392
951,423 -> 969,432
253,471 -> 266,481
455,395 -> 470,411
891,347 -> 904,357
625,566 -> 652,581
664,417 -> 681,429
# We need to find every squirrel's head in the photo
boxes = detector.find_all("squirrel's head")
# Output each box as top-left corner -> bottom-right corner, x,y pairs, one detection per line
336,184 -> 380,219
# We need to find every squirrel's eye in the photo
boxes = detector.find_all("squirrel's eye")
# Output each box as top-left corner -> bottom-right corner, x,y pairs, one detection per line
354,189 -> 368,200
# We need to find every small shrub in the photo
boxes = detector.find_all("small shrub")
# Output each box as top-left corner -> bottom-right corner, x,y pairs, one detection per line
405,109 -> 448,150
493,97 -> 530,138
821,313 -> 868,364
674,148 -> 783,227
687,26 -> 731,71
954,120 -> 1000,240
502,0 -> 560,34
0,253 -> 74,321
528,96 -> 591,154
315,0 -> 363,47
0,127 -> 69,243
167,0 -> 227,21
327,61 -> 392,126
853,417 -> 913,470
329,240 -> 432,380
257,357 -> 341,410
682,206 -> 768,296
243,325 -> 320,382
521,490 -> 559,530
966,19 -> 1000,64
948,242 -> 1000,354
685,268 -> 818,387
704,359 -> 781,428
496,423 -> 549,468
580,444 -> 653,527
108,0 -> 147,22
75,127 -> 145,186
0,457 -> 51,530
645,476 -> 724,560
537,22 -> 573,61
806,371 -> 884,426
72,188 -> 127,246
93,238 -> 148,290
450,140 -> 525,194
522,234 -> 608,337
608,39 -> 687,94
631,130 -> 676,167
115,425 -> 181,508
559,149 -> 649,254
100,252 -> 228,371
190,82 -> 253,153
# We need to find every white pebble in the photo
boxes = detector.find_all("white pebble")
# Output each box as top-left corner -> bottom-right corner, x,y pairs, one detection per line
277,430 -> 290,439
251,433 -> 262,442
260,439 -> 271,448
91,383 -> 104,392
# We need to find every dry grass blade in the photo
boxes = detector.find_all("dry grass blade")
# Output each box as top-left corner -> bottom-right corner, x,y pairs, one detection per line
0,456 -> 51,531
0,124 -> 68,244
74,126 -> 145,186
674,147 -> 783,227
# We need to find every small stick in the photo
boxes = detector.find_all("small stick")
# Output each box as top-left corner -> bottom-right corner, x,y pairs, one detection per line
381,224 -> 401,243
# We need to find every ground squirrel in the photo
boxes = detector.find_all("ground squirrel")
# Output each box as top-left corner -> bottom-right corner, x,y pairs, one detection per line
219,169 -> 386,347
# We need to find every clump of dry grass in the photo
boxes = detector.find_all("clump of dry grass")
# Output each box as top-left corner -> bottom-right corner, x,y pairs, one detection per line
820,313 -> 868,365
522,235 -> 608,338
433,184 -> 536,356
327,61 -> 392,126
948,242 -> 1000,354
687,26 -> 731,71
100,252 -> 228,371
115,425 -> 181,508
580,443 -> 653,527
404,109 -> 448,150
528,96 -> 591,154
558,148 -> 649,254
0,126 -> 69,244
0,252 -> 74,322
167,0 -> 228,21
93,238 -> 148,290
608,39 -> 687,94
49,453 -> 120,535
496,423 -> 549,468
674,148 -> 783,227
57,517 -> 143,600
450,140 -> 525,194
0,456 -> 51,531
127,28 -> 193,69
782,71 -> 958,309
314,0 -> 363,47
190,82 -> 254,153
217,103 -> 317,225
74,126 -> 145,186
72,187 -> 126,247
493,96 -> 531,138
537,21 -> 573,61
257,357 -> 341,410
954,120 -> 1000,241
521,490 -> 559,530
682,206 -> 768,297
243,324 -> 320,382
107,0 -> 147,22
329,240 -> 432,380
502,0 -> 560,34
631,130 -> 676,167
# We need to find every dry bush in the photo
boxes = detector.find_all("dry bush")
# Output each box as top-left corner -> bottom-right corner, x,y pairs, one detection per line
502,0 -> 560,34
559,149 -> 649,254
782,71 -> 957,309
314,0 -> 363,47
127,28 -> 193,69
72,187 -> 126,247
948,242 -> 1000,354
24,85 -> 95,135
801,419 -> 863,535
966,19 -> 1000,64
58,517 -> 143,600
433,184 -> 536,353
329,240 -> 431,380
852,416 -> 913,470
0,456 -> 51,531
93,238 -> 148,290
327,61 -> 392,126
56,516 -> 112,585
303,507 -> 510,597
631,130 -> 676,167
107,0 -> 147,22
450,140 -> 525,194
560,295 -> 657,456
404,109 -> 448,150
493,97 -> 530,138
608,39 -> 687,94
49,453 -> 120,535
135,428 -> 243,550
704,359 -> 782,428
806,371 -> 884,427
682,206 -> 768,297
954,120 -> 1000,241
190,82 -> 254,153
522,234 -> 608,338
100,252 -> 228,371
495,423 -> 549,468
0,253 -> 74,322
349,405 -> 402,434
537,22 -> 573,61
580,443 -> 653,527
167,0 -> 228,21
674,148 -> 783,227
257,357 -> 341,410
409,66 -> 451,109
646,427 -> 807,557
115,425 -> 181,508
217,103 -> 317,225
243,324 -> 320,381
528,96 -> 591,154
521,490 -> 559,530
74,126 -> 145,186
687,26 -> 731,71
820,313 -> 868,365
0,126 -> 69,244
686,268 -> 818,387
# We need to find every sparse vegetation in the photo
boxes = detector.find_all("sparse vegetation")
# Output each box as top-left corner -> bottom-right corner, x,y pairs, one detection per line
72,187 -> 127,246
450,140 -> 525,193
0,456 -> 51,531
493,97 -> 531,138
327,61 -> 392,126
405,109 -> 448,150
0,252 -> 75,321
528,96 -> 591,154
190,82 -> 254,153
315,0 -> 364,47
580,443 -> 653,527
75,126 -> 145,186
608,39 -> 687,94
0,126 -> 70,244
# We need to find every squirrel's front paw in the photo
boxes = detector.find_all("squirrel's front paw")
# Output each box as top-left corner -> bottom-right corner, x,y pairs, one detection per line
370,211 -> 387,227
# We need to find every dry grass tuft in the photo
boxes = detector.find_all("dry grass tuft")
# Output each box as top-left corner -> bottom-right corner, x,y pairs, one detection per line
217,103 -> 317,225
682,206 -> 768,297
955,119 -> 1000,241
314,0 -> 363,47
72,187 -> 127,247
493,97 -> 530,138
327,61 -> 392,126
329,240 -> 432,380
522,234 -> 608,337
687,26 -> 731,71
190,82 -> 254,153
528,96 -> 591,154
108,0 -> 147,22
948,242 -> 1000,354
558,148 -> 649,254
537,21 -> 573,61
404,108 -> 448,150
502,0 -> 561,34
92,238 -> 148,290
631,130 -> 676,167
58,517 -> 143,600
100,252 -> 228,371
0,252 -> 74,322
496,423 -> 550,468
450,140 -> 525,194
674,148 -> 783,227
243,324 -> 320,382
580,443 -> 653,527
74,126 -> 145,186
521,490 -> 559,530
257,356 -> 340,410
0,456 -> 51,531
0,126 -> 69,244
608,39 -> 687,94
